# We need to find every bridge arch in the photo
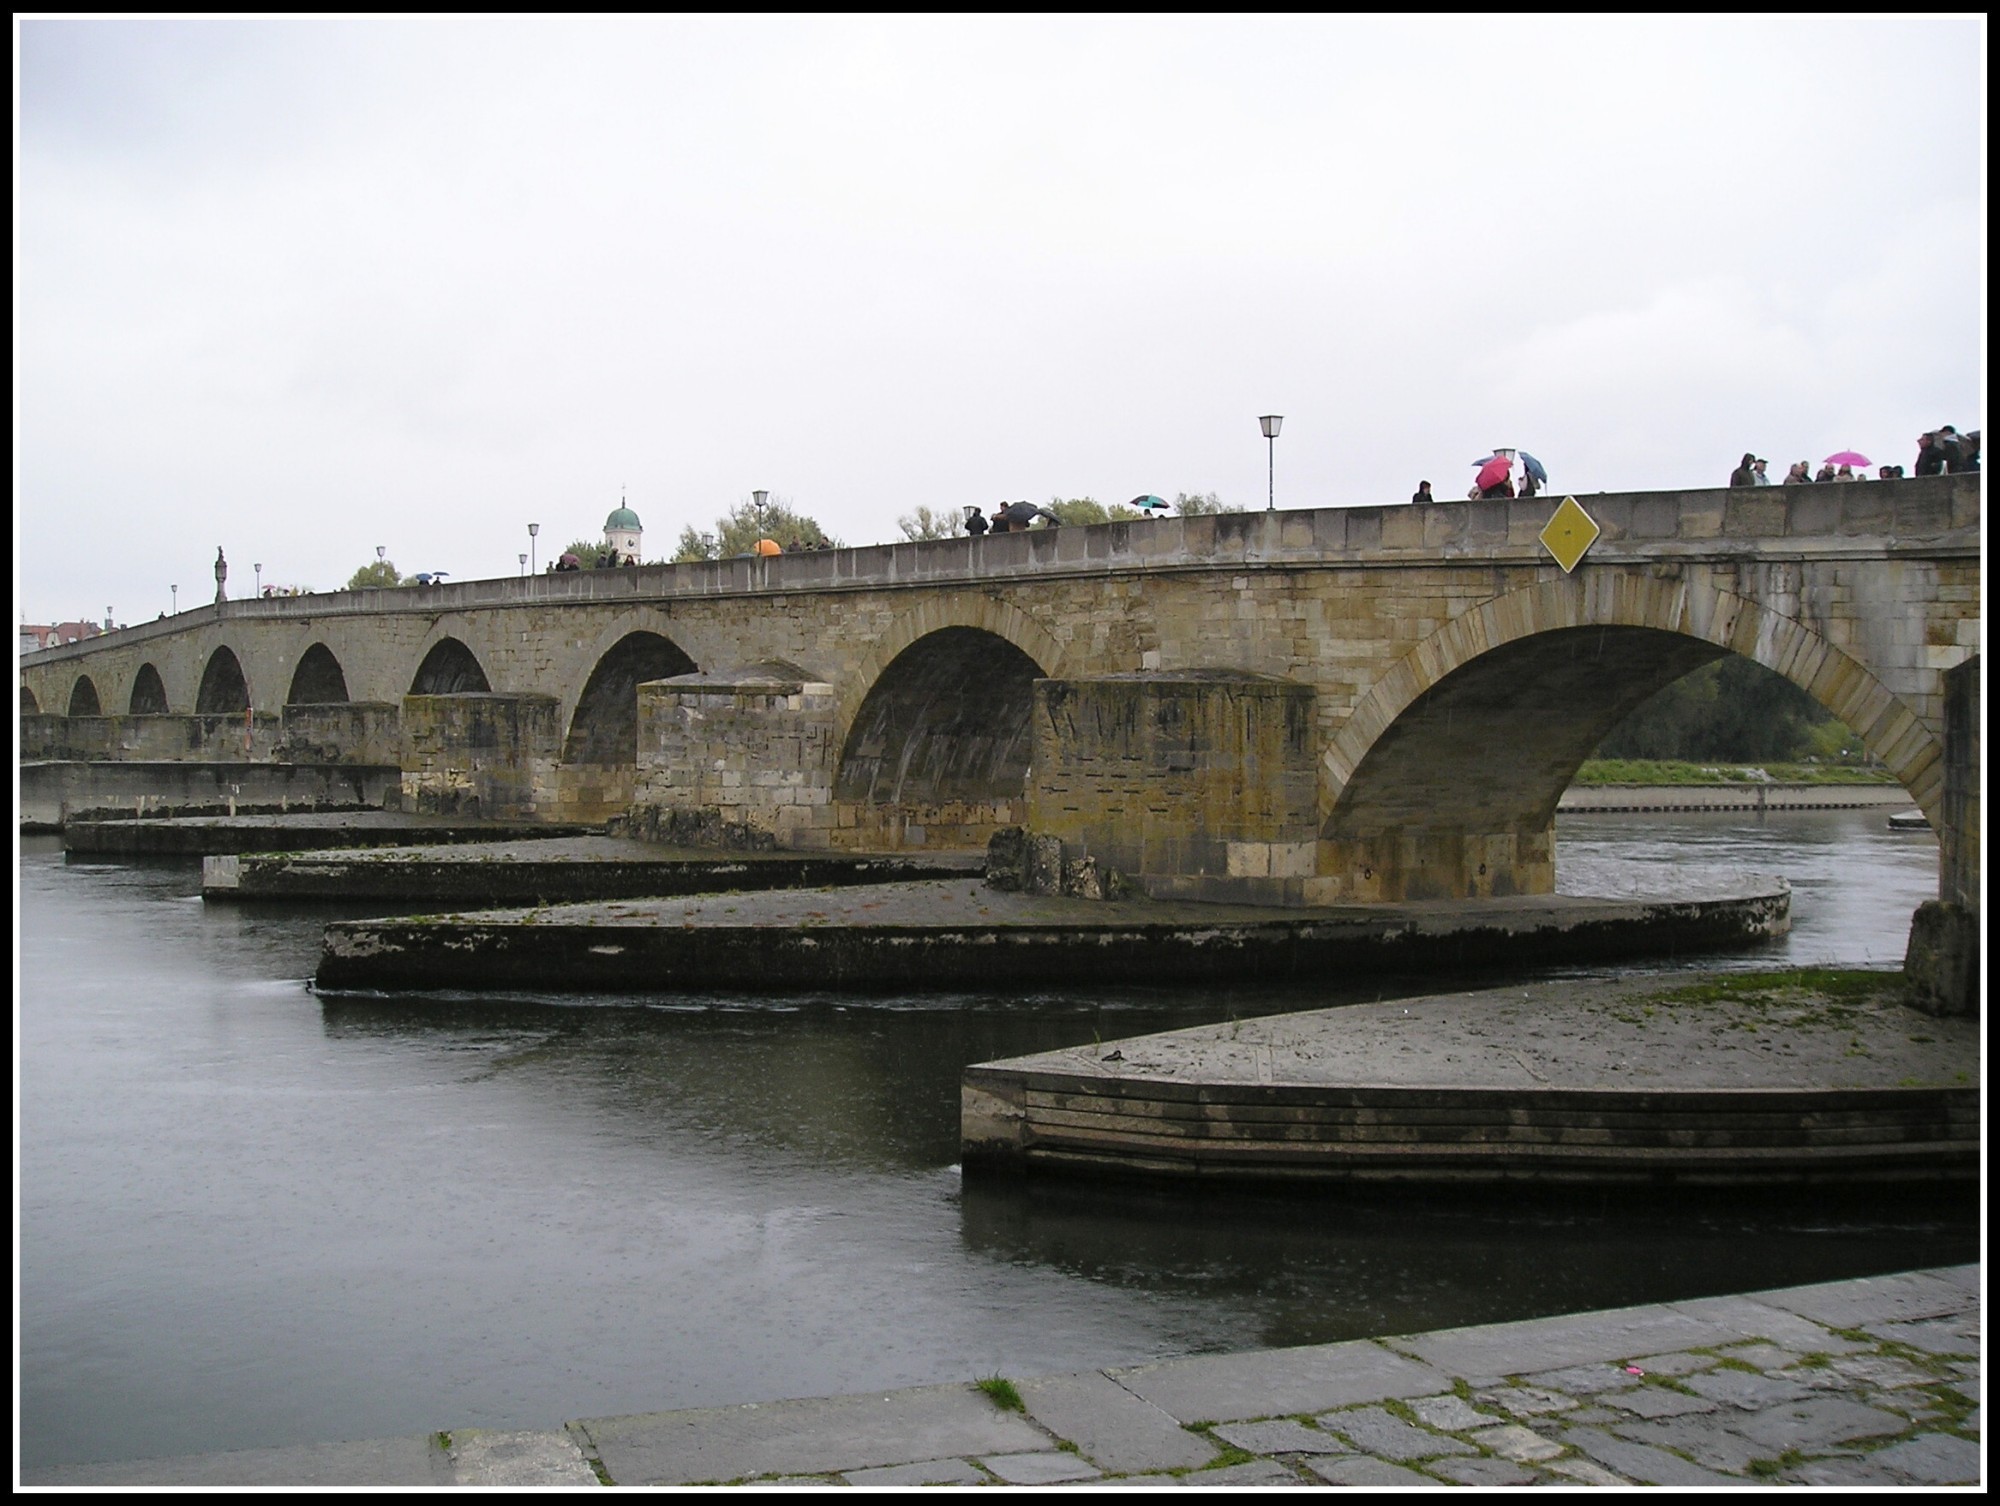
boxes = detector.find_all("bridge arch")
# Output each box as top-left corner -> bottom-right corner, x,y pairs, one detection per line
410,637 -> 491,696
836,597 -> 1069,756
833,625 -> 1047,809
195,646 -> 251,714
129,663 -> 170,715
1323,572 -> 1943,838
21,686 -> 40,714
286,643 -> 351,705
562,631 -> 699,765
67,675 -> 102,717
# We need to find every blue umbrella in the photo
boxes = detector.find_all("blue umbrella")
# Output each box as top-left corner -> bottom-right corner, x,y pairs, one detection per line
1128,494 -> 1170,512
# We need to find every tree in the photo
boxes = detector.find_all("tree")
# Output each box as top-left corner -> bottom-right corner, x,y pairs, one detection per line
898,505 -> 959,541
1174,490 -> 1240,515
345,559 -> 402,590
673,495 -> 839,560
1594,656 -> 1843,763
1043,496 -> 1143,527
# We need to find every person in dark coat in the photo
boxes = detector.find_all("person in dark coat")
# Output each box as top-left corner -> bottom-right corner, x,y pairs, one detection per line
1412,481 -> 1433,504
1729,453 -> 1757,487
964,507 -> 988,536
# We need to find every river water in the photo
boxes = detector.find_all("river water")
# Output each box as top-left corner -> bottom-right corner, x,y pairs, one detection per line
16,810 -> 1977,1470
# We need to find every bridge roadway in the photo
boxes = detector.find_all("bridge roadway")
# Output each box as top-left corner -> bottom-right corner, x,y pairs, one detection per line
19,478 -> 1982,923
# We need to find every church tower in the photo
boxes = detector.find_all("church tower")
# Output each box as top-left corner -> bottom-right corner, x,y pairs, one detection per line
604,498 -> 643,563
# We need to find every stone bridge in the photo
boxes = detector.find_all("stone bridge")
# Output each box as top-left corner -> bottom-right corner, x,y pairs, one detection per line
21,477 -> 1981,919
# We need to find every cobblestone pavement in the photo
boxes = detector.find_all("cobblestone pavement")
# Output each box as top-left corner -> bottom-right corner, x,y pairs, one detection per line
603,1266 -> 1977,1489
23,1266 -> 1979,1488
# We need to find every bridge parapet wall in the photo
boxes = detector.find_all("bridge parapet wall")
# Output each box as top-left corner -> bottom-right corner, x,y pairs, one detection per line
18,477 -> 1979,694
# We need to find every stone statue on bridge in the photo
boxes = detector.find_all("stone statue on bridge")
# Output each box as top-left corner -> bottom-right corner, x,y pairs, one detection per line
214,547 -> 228,604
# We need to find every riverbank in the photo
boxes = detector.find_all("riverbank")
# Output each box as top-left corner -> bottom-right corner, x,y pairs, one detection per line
22,1264 -> 1979,1486
1558,783 -> 1910,814
962,969 -> 1977,1187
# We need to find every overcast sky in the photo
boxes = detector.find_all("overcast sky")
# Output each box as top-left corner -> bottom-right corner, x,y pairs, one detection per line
16,16 -> 1985,624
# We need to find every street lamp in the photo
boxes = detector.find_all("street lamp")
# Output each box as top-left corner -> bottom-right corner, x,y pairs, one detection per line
254,563 -> 262,595
170,585 -> 178,614
1259,415 -> 1283,510
519,552 -> 528,577
376,545 -> 386,562
527,522 -> 540,574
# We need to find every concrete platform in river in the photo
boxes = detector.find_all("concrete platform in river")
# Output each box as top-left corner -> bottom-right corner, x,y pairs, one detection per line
314,873 -> 1791,994
961,972 -> 1978,1187
63,809 -> 602,857
205,836 -> 984,904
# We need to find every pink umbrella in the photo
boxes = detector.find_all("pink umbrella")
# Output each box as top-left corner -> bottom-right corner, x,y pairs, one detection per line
1824,450 -> 1872,467
1474,455 -> 1514,491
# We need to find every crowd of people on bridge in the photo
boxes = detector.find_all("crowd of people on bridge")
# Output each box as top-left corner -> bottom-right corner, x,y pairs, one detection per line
964,501 -> 1063,535
1732,427 -> 1978,488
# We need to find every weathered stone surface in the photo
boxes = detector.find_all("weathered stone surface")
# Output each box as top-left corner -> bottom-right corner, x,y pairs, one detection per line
1111,1341 -> 1448,1425
1174,1458 -> 1303,1487
1017,1371 -> 1217,1475
446,1428 -> 600,1487
1600,1384 -> 1719,1419
1682,1368 -> 1816,1410
1208,1419 -> 1348,1456
1405,1393 -> 1502,1431
576,1384 -> 1047,1485
1562,1424 -> 1743,1485
1726,1395 -> 1909,1450
977,1450 -> 1101,1484
1302,1454 -> 1438,1486
1517,1362 -> 1646,1394
1904,900 -> 1979,1017
1866,1432 -> 1983,1485
842,1457 -> 986,1486
1468,1423 -> 1564,1462
1425,1455 -> 1546,1485
1314,1406 -> 1478,1460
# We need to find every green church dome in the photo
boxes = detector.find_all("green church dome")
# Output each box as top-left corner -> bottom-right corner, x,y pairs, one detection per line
605,505 -> 642,531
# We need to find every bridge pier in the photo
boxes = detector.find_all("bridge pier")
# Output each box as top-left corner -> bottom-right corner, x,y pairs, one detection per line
399,693 -> 560,820
626,667 -> 839,849
1312,825 -> 1556,903
1904,654 -> 1979,1017
1021,673 -> 1322,903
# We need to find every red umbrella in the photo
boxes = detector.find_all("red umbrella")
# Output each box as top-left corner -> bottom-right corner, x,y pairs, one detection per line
1475,455 -> 1514,491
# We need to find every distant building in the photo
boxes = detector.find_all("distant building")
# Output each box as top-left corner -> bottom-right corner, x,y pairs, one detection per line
605,501 -> 643,563
21,620 -> 105,656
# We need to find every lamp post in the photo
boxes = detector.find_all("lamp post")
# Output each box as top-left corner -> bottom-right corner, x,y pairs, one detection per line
254,563 -> 262,596
527,523 -> 540,574
170,585 -> 178,614
518,552 -> 528,577
1259,415 -> 1283,510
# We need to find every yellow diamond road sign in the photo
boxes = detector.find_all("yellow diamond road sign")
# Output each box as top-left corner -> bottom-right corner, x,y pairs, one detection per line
1540,496 -> 1600,573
